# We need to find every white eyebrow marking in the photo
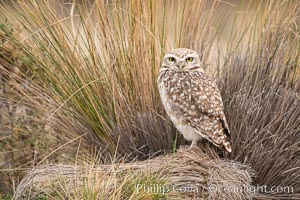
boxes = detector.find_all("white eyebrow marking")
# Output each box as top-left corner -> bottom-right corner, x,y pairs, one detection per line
183,53 -> 198,59
164,54 -> 179,59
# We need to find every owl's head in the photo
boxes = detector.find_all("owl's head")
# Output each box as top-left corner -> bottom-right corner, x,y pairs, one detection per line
161,48 -> 202,72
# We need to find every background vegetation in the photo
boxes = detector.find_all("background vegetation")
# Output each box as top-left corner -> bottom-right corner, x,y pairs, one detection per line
0,0 -> 299,199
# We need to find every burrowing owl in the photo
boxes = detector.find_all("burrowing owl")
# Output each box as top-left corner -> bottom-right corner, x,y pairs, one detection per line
157,48 -> 232,152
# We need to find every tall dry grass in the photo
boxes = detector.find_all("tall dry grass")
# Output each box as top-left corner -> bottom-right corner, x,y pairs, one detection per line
0,0 -> 299,199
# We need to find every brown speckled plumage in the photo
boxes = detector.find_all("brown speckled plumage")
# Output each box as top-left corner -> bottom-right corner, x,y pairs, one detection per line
158,48 -> 232,152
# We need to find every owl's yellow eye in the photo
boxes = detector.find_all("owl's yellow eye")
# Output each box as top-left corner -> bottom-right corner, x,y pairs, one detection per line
168,57 -> 176,62
186,57 -> 194,62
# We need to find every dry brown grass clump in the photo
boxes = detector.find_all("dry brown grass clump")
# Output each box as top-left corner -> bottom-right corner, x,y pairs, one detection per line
14,147 -> 253,200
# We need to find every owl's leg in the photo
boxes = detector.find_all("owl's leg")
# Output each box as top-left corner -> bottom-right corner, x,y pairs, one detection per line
189,140 -> 197,149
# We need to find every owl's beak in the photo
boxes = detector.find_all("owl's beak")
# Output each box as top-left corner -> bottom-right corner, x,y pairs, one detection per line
177,61 -> 185,70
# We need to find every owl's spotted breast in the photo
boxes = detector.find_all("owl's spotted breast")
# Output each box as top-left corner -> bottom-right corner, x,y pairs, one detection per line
161,70 -> 225,118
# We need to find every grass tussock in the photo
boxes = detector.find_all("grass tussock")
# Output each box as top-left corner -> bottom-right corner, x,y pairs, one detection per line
0,0 -> 299,199
14,147 -> 253,200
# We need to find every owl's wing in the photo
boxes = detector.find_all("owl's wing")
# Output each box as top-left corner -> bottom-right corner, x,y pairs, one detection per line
190,76 -> 230,136
168,72 -> 231,151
